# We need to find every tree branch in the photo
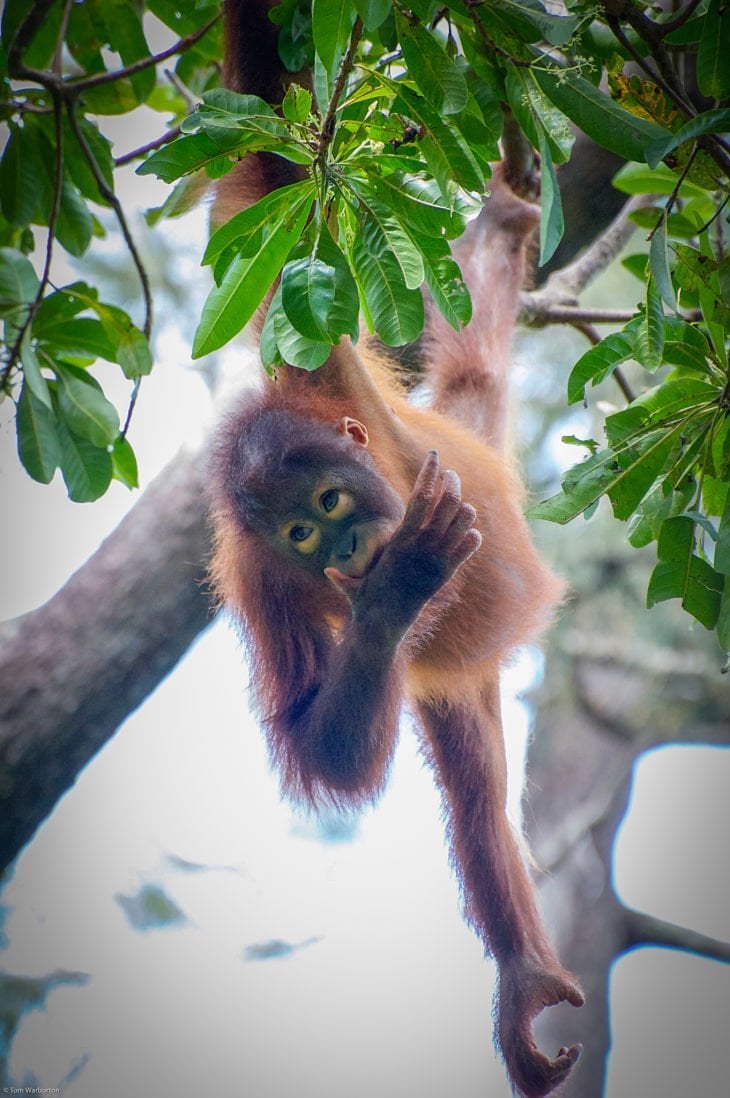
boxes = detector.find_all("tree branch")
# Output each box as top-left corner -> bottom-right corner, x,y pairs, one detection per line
623,907 -> 730,964
523,193 -> 646,319
0,446 -> 214,875
65,14 -> 221,94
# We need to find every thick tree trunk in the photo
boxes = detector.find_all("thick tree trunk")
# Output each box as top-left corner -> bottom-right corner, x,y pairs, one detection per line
0,446 -> 213,874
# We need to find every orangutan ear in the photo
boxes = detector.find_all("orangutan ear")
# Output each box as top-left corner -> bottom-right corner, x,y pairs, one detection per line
337,416 -> 369,447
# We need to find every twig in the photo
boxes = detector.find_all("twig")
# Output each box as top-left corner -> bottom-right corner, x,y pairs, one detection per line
658,0 -> 704,36
521,304 -> 637,326
464,0 -> 532,68
52,0 -> 74,75
7,0 -> 58,78
66,102 -> 152,341
114,125 -> 182,168
66,14 -> 221,94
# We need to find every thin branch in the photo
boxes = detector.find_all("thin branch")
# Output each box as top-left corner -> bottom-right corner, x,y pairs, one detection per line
7,0 -> 58,78
465,0 -> 532,68
623,907 -> 730,964
52,0 -> 74,75
66,102 -> 152,340
114,125 -> 182,168
604,2 -> 730,175
605,11 -> 695,120
526,193 -> 646,313
66,14 -> 221,94
658,0 -> 704,36
316,17 -> 364,168
521,304 -> 637,325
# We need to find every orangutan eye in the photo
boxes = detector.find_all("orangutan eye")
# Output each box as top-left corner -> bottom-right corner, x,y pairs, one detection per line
318,488 -> 353,519
291,525 -> 315,543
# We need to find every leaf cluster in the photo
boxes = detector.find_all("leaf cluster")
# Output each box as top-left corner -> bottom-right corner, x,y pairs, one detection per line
0,0 -> 221,499
2,0 -> 730,657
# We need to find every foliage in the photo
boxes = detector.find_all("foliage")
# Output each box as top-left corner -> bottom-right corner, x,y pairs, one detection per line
0,0 -> 222,500
1,1 -> 729,657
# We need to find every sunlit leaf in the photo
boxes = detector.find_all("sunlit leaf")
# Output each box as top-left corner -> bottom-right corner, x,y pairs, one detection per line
397,11 -> 468,116
193,193 -> 313,357
312,0 -> 356,73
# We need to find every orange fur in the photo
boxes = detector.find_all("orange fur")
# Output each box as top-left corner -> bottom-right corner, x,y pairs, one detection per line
210,4 -> 583,1095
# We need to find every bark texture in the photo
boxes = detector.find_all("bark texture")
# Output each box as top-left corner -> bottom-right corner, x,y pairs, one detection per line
0,447 -> 214,874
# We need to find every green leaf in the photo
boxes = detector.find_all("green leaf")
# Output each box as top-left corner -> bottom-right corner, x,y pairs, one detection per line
282,83 -> 313,123
606,428 -> 679,521
646,108 -> 730,169
717,585 -> 730,656
16,381 -> 61,484
20,330 -> 51,408
62,115 -> 115,203
137,132 -> 241,183
54,362 -> 120,447
368,173 -> 480,239
529,424 -> 683,525
282,225 -> 359,342
697,0 -> 730,99
419,235 -> 471,331
55,179 -> 94,258
490,0 -> 580,47
535,127 -> 564,266
354,195 -> 424,289
649,214 -> 676,310
567,331 -> 634,405
647,516 -> 722,628
55,417 -> 114,503
505,70 -> 574,165
633,276 -> 665,370
0,124 -> 41,226
397,12 -> 468,116
0,246 -> 39,315
203,181 -> 315,265
312,0 -> 356,74
716,493 -> 730,576
260,286 -> 286,372
116,325 -> 153,380
534,67 -> 670,162
193,193 -> 313,357
389,82 -> 484,195
612,162 -> 710,199
351,224 -> 424,346
273,307 -> 332,370
354,0 -> 390,29
111,435 -> 139,489
61,284 -> 152,378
